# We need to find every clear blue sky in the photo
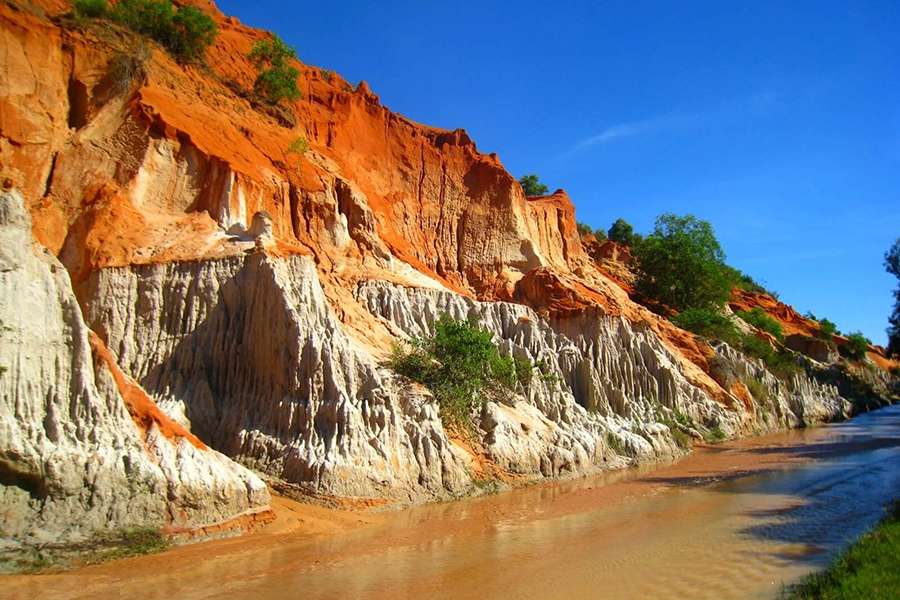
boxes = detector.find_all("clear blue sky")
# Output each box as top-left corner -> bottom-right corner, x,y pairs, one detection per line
218,0 -> 899,344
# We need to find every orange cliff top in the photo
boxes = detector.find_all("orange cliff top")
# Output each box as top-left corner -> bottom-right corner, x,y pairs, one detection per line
6,0 -> 884,406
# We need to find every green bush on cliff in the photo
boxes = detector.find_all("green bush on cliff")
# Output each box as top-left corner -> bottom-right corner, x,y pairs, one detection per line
388,315 -> 533,431
843,332 -> 870,361
519,174 -> 549,196
736,307 -> 784,341
607,218 -> 639,246
248,34 -> 301,104
73,0 -> 109,19
633,213 -> 732,312
671,308 -> 741,346
71,0 -> 217,63
818,318 -> 838,340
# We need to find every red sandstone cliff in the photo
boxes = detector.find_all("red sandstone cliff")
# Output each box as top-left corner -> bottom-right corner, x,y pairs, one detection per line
0,0 -> 895,561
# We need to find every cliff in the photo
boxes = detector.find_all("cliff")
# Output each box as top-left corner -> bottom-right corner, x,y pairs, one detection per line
0,0 -> 895,561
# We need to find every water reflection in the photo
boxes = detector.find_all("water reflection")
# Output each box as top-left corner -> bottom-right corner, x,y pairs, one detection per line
6,406 -> 900,600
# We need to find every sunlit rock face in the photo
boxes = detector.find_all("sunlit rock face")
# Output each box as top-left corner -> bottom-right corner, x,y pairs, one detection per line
0,190 -> 269,556
0,0 -> 891,559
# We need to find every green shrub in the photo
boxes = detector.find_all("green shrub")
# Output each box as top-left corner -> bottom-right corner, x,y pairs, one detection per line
519,174 -> 549,196
84,528 -> 169,565
671,308 -> 741,346
287,136 -> 308,155
817,318 -> 838,340
168,5 -> 218,62
743,376 -> 770,403
105,0 -> 217,63
114,0 -> 174,40
248,34 -> 301,103
73,0 -> 108,18
740,335 -> 800,381
736,307 -> 784,341
388,316 -> 533,430
577,222 -> 593,237
607,218 -> 638,246
320,68 -> 334,82
605,431 -> 625,454
844,332 -> 870,361
633,213 -> 732,312
704,426 -> 726,443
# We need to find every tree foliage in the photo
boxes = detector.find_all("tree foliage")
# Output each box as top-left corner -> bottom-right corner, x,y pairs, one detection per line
73,0 -> 108,18
518,174 -> 549,196
886,238 -> 900,357
671,307 -> 799,380
671,308 -> 741,345
844,332 -> 871,361
633,213 -> 732,312
818,318 -> 838,341
388,316 -> 532,430
577,222 -> 606,240
607,218 -> 637,246
73,0 -> 217,63
736,308 -> 784,341
248,34 -> 301,103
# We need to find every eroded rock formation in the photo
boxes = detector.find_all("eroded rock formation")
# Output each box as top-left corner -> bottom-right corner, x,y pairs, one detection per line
0,190 -> 268,559
0,0 -> 896,558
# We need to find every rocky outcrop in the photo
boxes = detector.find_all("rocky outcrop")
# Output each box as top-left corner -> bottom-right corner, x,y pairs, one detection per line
82,254 -> 472,502
0,190 -> 269,559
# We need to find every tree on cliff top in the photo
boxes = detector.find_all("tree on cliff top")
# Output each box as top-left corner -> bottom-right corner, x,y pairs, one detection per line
634,213 -> 732,312
248,34 -> 301,104
885,238 -> 900,357
607,218 -> 638,246
519,174 -> 549,196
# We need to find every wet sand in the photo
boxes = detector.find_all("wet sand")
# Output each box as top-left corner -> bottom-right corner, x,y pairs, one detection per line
5,405 -> 900,599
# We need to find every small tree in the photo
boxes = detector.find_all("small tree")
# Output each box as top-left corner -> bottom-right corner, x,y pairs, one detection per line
634,213 -> 732,312
248,34 -> 301,104
818,318 -> 838,341
168,6 -> 218,62
607,218 -> 637,246
388,315 -> 532,430
105,0 -> 217,63
519,174 -> 549,196
844,332 -> 870,361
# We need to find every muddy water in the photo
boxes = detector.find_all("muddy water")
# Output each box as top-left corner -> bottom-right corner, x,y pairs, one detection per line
7,405 -> 900,600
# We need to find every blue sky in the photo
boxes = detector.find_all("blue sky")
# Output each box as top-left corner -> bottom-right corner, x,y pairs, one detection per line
218,0 -> 899,344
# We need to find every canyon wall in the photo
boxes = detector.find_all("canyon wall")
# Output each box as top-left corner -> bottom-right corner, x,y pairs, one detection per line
0,0 -> 894,556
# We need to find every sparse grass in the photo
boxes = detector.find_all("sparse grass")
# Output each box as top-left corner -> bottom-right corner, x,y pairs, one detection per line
82,528 -> 169,565
781,501 -> 900,599
660,416 -> 692,449
320,68 -> 334,82
287,136 -> 308,155
736,307 -> 784,341
704,426 -> 726,443
743,376 -> 770,403
605,431 -> 625,454
6,527 -> 169,573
